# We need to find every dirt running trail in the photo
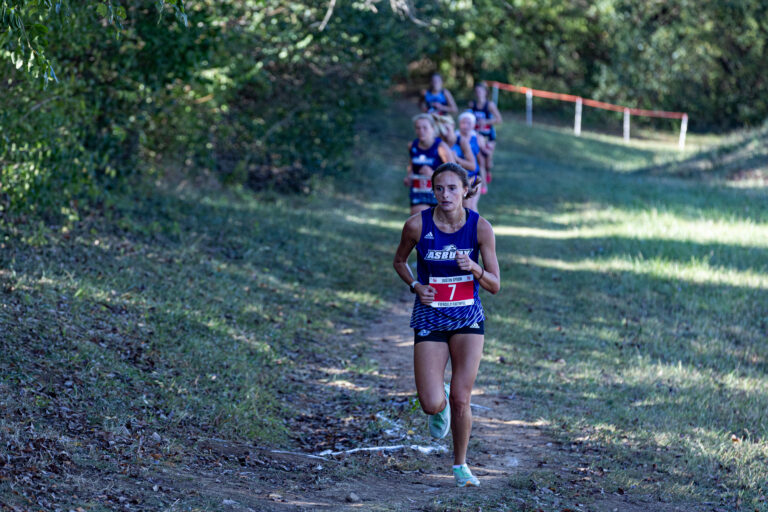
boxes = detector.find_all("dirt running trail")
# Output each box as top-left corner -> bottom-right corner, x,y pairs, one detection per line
148,293 -> 698,511
227,294 -> 688,512
352,295 -> 562,508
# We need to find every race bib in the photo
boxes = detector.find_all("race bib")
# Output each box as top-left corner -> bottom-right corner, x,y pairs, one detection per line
411,176 -> 432,193
429,275 -> 474,308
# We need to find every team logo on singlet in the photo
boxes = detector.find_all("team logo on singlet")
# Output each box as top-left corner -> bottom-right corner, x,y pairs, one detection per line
424,231 -> 434,239
412,154 -> 433,165
425,244 -> 472,261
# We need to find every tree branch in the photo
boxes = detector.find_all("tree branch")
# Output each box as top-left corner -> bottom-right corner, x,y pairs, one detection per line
19,96 -> 61,122
318,0 -> 336,31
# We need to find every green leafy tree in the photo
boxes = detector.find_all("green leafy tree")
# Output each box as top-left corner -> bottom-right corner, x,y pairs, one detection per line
422,0 -> 768,130
1,1 -> 189,219
1,1 -> 425,219
0,1 -> 187,83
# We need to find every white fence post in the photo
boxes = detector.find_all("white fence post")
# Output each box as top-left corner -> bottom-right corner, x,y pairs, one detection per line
526,89 -> 533,126
678,114 -> 688,150
574,97 -> 582,136
492,84 -> 499,108
623,108 -> 630,142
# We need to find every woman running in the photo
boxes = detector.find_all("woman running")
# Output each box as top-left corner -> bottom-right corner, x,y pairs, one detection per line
432,115 -> 476,179
393,162 -> 501,488
406,114 -> 455,215
420,73 -> 458,115
469,83 -> 502,180
456,112 -> 484,211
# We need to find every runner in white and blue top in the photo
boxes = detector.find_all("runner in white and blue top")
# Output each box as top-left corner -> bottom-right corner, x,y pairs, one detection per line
406,114 -> 455,215
457,111 -> 484,211
452,133 -> 480,186
394,162 -> 501,488
424,89 -> 448,113
469,82 -> 502,182
432,114 -> 477,194
419,73 -> 458,115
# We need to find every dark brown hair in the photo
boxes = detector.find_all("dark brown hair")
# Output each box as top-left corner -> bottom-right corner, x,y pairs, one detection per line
432,162 -> 478,199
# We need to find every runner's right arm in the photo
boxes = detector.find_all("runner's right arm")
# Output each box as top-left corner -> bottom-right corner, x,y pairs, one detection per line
404,141 -> 413,187
455,137 -> 476,172
394,215 -> 437,304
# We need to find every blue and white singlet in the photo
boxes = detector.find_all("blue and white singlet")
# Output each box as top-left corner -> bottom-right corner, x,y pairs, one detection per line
424,89 -> 448,113
470,101 -> 496,141
409,138 -> 443,206
410,208 -> 485,331
452,132 -> 481,185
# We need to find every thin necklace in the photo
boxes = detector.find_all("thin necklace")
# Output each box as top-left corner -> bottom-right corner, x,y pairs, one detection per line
436,207 -> 465,231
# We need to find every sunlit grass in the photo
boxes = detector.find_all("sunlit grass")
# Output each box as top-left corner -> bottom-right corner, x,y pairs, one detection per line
0,130 -> 412,508
516,255 -> 768,289
495,213 -> 768,248
477,118 -> 768,508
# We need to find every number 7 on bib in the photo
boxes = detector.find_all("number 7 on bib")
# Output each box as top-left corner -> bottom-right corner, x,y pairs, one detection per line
429,275 -> 475,308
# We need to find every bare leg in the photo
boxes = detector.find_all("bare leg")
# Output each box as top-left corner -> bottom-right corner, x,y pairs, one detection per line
486,141 -> 496,170
477,145 -> 488,178
447,333 -> 484,465
413,341 -> 450,415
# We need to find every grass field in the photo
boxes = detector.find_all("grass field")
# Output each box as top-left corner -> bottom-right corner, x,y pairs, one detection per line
477,119 -> 768,509
0,152 -> 409,508
2,107 -> 768,510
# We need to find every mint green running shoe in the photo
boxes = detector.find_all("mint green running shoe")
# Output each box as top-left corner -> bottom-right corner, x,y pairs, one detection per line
427,382 -> 451,439
453,464 -> 480,487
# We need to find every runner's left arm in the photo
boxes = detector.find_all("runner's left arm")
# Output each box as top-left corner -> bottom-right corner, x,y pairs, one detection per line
457,217 -> 500,294
437,143 -> 456,165
442,89 -> 459,114
486,102 -> 503,125
455,137 -> 476,172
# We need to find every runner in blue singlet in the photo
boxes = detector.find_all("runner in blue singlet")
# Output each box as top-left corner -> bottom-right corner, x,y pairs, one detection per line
420,73 -> 458,115
432,115 -> 476,189
469,83 -> 502,181
456,111 -> 484,211
393,162 -> 501,488
406,114 -> 455,215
